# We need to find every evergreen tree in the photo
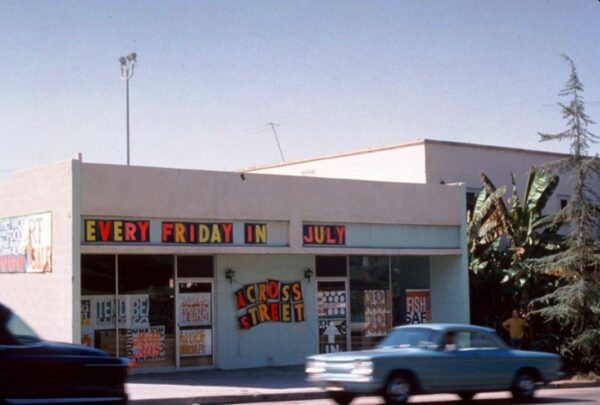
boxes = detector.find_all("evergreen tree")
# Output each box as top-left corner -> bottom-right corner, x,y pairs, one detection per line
533,55 -> 600,372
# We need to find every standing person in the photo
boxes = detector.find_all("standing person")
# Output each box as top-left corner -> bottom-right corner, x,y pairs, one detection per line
502,309 -> 529,349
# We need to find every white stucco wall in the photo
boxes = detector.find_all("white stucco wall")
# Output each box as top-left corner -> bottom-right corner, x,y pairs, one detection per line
249,139 -> 574,213
0,160 -> 77,343
424,141 -> 573,211
247,142 -> 427,183
78,162 -> 461,231
215,254 -> 316,369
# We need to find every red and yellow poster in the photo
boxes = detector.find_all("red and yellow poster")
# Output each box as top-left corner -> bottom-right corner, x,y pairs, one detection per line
405,289 -> 431,324
126,326 -> 166,363
364,289 -> 392,337
179,293 -> 211,325
179,329 -> 212,356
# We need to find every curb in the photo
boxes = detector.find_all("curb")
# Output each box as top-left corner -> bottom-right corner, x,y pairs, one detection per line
130,381 -> 600,405
130,391 -> 329,405
546,381 -> 600,389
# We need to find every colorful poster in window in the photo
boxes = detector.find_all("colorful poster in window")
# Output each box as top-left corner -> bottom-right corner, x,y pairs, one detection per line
179,293 -> 211,325
364,289 -> 391,337
405,289 -> 431,324
0,212 -> 52,273
317,290 -> 347,319
127,326 -> 166,363
179,328 -> 212,356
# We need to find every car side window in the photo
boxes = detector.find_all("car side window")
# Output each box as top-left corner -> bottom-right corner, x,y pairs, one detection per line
471,332 -> 500,349
4,313 -> 41,345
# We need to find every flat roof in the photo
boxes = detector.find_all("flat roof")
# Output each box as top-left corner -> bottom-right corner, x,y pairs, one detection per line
245,138 -> 570,172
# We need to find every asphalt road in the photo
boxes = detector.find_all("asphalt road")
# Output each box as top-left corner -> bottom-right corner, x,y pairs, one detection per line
235,386 -> 600,405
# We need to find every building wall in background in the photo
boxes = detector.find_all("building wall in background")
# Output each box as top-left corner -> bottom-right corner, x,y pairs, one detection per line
0,160 -> 76,342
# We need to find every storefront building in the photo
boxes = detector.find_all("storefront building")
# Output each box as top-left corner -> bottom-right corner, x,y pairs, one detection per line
0,159 -> 469,370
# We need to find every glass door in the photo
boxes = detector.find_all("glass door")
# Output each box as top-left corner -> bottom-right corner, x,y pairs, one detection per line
317,280 -> 349,353
176,278 -> 213,367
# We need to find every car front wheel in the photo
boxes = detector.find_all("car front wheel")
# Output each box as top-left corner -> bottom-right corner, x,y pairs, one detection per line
383,374 -> 412,404
511,371 -> 536,401
330,391 -> 355,405
458,391 -> 476,401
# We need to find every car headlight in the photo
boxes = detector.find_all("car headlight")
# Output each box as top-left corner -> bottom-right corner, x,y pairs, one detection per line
351,361 -> 373,376
305,360 -> 327,374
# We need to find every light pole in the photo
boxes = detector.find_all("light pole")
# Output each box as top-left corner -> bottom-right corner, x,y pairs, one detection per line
119,52 -> 137,166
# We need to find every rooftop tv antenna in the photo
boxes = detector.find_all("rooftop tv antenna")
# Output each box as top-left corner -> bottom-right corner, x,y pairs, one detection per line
268,122 -> 286,162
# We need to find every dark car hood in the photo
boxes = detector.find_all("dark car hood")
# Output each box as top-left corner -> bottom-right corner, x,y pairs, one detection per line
15,340 -> 111,358
44,341 -> 109,357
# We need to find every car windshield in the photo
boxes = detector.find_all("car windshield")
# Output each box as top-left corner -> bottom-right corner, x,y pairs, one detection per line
378,327 -> 440,349
6,312 -> 41,344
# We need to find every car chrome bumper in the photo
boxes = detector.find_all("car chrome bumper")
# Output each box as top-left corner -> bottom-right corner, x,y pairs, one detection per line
307,373 -> 382,393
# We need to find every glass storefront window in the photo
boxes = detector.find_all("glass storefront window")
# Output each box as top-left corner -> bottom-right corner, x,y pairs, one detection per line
118,255 -> 175,368
391,257 -> 430,326
349,256 -> 391,350
81,255 -> 117,355
177,256 -> 214,278
315,256 -> 347,278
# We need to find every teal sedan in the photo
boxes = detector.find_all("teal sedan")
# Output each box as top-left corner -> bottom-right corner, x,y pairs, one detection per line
306,324 -> 563,405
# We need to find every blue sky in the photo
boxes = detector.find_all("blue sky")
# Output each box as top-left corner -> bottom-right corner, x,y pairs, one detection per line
1,0 -> 599,176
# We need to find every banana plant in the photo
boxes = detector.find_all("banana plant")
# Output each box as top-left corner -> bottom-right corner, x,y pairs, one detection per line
468,167 -> 564,326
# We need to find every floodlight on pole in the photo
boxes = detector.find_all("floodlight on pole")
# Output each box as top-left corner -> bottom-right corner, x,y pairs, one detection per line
119,52 -> 137,166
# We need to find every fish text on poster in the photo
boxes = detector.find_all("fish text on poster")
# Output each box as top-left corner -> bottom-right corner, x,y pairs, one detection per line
405,289 -> 431,324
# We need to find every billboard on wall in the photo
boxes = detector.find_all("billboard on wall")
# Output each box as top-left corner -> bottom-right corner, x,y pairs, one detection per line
0,212 -> 52,273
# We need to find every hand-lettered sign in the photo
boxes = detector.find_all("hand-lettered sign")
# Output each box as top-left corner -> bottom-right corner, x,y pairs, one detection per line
84,219 -> 150,243
126,326 -> 166,363
236,279 -> 304,329
179,328 -> 212,356
303,224 -> 345,246
364,289 -> 392,337
179,293 -> 211,325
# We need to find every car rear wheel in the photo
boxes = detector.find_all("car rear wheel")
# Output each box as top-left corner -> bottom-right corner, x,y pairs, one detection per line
511,370 -> 536,401
330,391 -> 355,405
458,391 -> 476,401
383,374 -> 412,404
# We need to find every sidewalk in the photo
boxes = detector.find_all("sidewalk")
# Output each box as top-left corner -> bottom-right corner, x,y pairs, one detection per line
127,365 -> 328,405
127,365 -> 599,405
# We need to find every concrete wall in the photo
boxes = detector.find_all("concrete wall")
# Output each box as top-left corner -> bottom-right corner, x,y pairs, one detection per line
215,254 -> 316,369
424,141 -> 573,211
429,255 -> 470,324
250,139 -> 574,213
79,162 -> 462,230
0,160 -> 77,342
247,142 -> 427,184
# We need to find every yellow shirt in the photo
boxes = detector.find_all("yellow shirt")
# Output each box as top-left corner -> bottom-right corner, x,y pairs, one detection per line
503,317 -> 528,339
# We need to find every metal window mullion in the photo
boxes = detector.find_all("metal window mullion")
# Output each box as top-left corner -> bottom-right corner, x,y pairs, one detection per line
175,255 -> 180,368
115,254 -> 119,357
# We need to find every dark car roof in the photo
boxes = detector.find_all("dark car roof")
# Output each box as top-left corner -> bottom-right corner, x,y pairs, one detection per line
394,323 -> 496,334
